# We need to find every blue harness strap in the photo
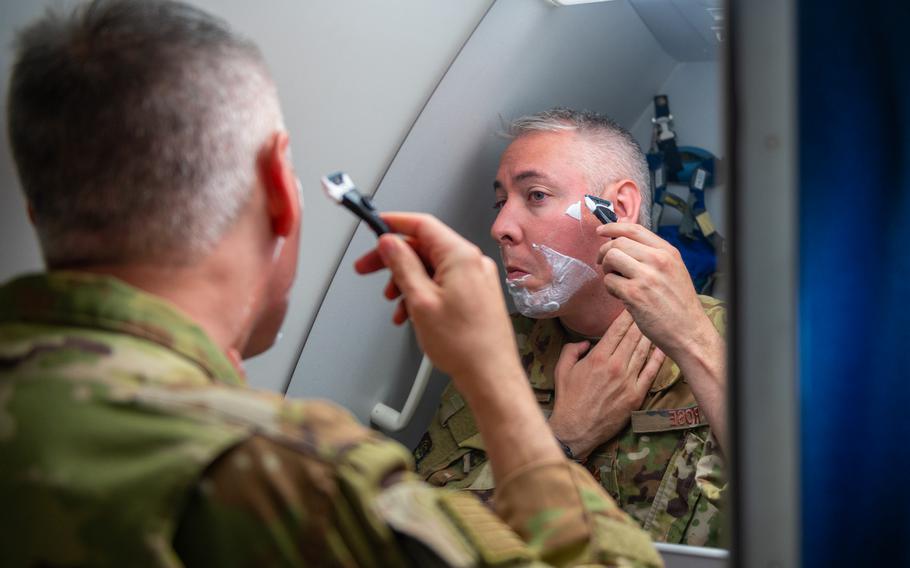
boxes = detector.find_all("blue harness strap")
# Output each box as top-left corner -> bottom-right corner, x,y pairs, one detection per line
657,225 -> 717,293
647,107 -> 725,293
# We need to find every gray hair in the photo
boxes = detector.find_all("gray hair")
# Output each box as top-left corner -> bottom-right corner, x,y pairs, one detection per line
507,108 -> 652,229
7,0 -> 284,267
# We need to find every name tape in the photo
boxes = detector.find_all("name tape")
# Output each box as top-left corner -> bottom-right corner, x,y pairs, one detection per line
631,405 -> 707,433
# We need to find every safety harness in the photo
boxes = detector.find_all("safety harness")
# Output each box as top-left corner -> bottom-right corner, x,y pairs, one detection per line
647,95 -> 725,295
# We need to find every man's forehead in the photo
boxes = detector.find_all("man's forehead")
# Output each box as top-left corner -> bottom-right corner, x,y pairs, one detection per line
493,169 -> 556,190
494,133 -> 585,191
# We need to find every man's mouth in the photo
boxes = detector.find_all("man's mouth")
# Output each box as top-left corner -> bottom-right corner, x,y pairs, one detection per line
506,265 -> 531,281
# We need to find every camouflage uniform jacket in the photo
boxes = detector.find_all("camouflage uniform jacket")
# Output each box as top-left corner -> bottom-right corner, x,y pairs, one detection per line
0,272 -> 663,568
415,297 -> 727,548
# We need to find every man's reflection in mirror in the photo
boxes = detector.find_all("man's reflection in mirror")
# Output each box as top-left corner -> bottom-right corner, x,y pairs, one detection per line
413,108 -> 728,547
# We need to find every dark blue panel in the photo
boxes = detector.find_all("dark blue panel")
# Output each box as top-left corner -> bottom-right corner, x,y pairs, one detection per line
799,2 -> 910,566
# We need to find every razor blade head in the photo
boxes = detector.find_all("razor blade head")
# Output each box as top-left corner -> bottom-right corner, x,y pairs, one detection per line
320,171 -> 356,202
584,194 -> 618,224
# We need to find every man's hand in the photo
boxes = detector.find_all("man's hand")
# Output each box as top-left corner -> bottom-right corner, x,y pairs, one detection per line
548,311 -> 666,460
596,222 -> 727,451
596,222 -> 713,358
354,213 -> 520,383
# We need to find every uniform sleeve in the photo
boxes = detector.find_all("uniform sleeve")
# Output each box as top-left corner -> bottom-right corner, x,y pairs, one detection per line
697,296 -> 728,507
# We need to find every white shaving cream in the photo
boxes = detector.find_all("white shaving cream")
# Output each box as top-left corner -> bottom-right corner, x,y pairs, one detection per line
564,200 -> 582,221
505,244 -> 597,318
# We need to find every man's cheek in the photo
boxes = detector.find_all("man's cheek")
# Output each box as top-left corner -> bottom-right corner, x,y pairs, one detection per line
533,218 -> 575,248
534,230 -> 593,266
580,209 -> 607,237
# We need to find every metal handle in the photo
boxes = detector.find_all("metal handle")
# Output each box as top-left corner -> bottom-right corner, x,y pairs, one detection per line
370,354 -> 433,432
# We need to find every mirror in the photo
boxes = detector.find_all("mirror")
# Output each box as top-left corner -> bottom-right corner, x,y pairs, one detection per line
0,1 -> 731,565
285,1 -> 729,565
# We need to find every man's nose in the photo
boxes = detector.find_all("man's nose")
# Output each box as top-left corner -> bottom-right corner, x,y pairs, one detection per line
490,203 -> 522,245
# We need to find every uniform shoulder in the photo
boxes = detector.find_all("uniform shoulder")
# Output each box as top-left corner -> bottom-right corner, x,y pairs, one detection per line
697,294 -> 725,310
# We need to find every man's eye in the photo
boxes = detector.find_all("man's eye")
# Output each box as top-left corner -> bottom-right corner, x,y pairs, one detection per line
493,198 -> 505,210
529,190 -> 548,203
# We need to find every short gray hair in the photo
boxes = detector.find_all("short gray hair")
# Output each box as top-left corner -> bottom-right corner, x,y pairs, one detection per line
7,0 -> 284,267
508,108 -> 652,229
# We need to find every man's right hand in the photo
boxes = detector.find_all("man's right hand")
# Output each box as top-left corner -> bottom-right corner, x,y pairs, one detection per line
548,311 -> 666,460
353,213 -> 521,385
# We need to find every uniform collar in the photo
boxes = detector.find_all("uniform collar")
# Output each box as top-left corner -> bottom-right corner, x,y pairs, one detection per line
514,314 -> 681,393
0,271 -> 245,386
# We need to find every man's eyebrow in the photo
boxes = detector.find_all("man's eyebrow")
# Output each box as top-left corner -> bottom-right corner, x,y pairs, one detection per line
514,170 -> 548,183
492,170 -> 549,191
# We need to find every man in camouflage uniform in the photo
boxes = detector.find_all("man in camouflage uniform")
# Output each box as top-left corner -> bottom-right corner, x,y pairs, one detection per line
415,110 -> 728,547
0,3 -> 662,567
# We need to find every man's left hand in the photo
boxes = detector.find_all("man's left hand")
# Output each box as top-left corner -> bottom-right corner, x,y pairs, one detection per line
548,311 -> 666,461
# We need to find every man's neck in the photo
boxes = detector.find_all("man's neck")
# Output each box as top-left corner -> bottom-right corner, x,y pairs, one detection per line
556,283 -> 625,338
77,258 -> 258,355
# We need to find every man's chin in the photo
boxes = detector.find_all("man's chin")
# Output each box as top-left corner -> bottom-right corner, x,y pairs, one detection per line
505,275 -> 548,292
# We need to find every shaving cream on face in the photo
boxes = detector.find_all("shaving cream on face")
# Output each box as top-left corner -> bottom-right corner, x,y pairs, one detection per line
564,200 -> 582,221
505,243 -> 598,318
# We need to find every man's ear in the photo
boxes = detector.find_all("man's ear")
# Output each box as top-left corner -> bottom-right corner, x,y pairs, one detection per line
608,179 -> 642,224
258,131 -> 300,237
